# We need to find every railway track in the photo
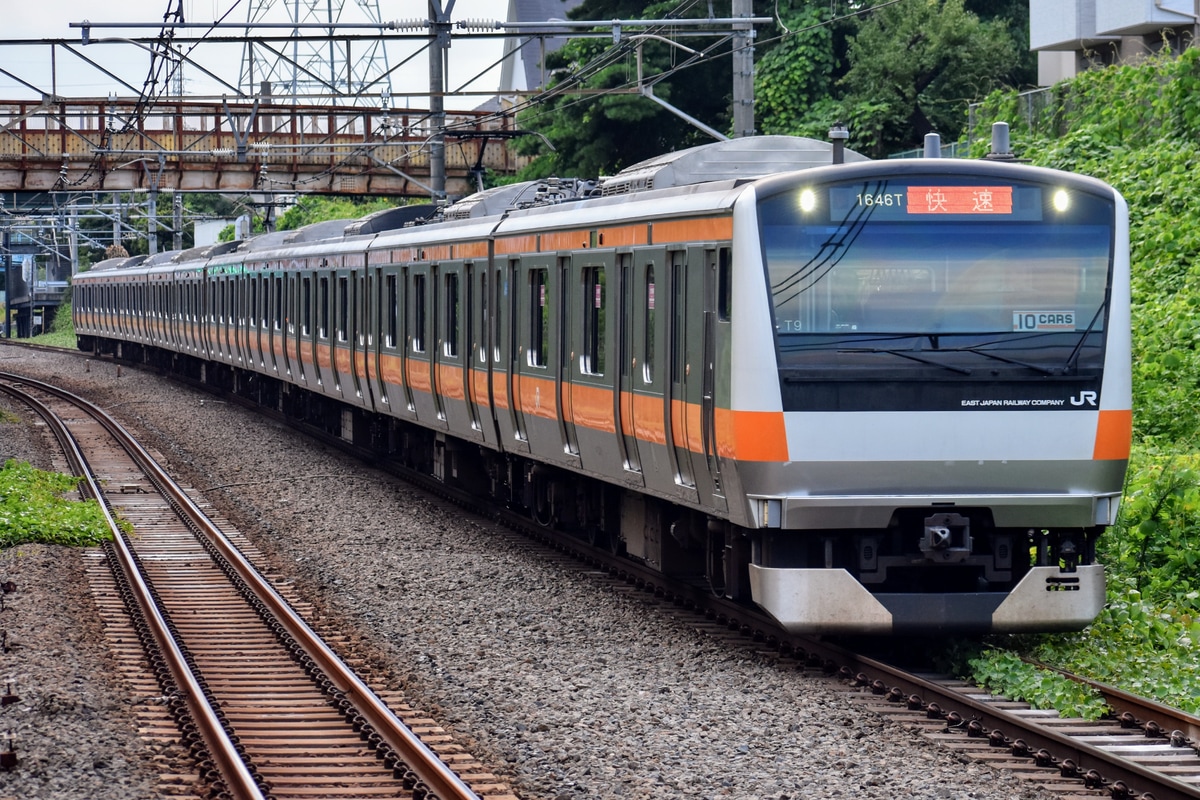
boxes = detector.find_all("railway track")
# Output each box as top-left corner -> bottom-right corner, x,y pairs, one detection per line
0,371 -> 516,800
5,348 -> 1200,799
359,422 -> 1200,800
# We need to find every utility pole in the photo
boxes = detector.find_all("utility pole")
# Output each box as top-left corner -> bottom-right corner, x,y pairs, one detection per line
429,1 -> 452,203
732,0 -> 755,138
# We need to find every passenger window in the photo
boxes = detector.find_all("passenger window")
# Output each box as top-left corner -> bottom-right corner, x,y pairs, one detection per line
530,268 -> 548,367
413,273 -> 427,353
644,266 -> 655,384
385,274 -> 398,348
301,277 -> 312,336
718,247 -> 732,322
582,266 -> 605,375
337,276 -> 348,342
444,272 -> 459,357
478,271 -> 489,364
318,277 -> 330,339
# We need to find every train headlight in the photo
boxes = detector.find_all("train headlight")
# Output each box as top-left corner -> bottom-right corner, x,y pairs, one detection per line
798,189 -> 817,213
1052,189 -> 1070,213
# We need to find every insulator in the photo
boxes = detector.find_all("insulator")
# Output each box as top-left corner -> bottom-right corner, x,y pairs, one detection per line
389,18 -> 429,31
456,18 -> 500,32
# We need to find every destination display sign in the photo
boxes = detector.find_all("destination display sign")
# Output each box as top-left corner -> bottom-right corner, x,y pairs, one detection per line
827,183 -> 1044,222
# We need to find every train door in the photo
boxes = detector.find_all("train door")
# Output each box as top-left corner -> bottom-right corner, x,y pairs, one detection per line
666,249 -> 700,500
291,271 -> 304,383
702,247 -> 729,508
566,253 -> 619,473
355,267 -> 373,408
679,246 -> 727,511
504,258 -> 530,448
615,254 -> 642,480
200,273 -> 212,360
270,273 -> 284,375
433,261 -> 469,429
430,262 -> 448,421
239,272 -> 250,365
341,267 -> 368,404
515,255 -> 566,461
225,275 -> 237,363
628,247 -> 675,496
404,264 -> 438,422
399,267 -> 415,413
216,276 -> 228,362
256,272 -> 269,369
466,261 -> 489,437
371,266 -> 392,411
318,265 -> 338,393
558,256 -> 580,457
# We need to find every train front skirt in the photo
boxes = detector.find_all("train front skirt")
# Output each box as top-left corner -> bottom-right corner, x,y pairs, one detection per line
748,564 -> 1106,635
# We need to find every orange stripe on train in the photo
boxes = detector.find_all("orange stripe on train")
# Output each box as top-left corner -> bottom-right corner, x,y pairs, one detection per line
568,382 -> 616,434
1093,409 -> 1132,460
714,408 -> 788,462
652,216 -> 733,244
437,363 -> 466,401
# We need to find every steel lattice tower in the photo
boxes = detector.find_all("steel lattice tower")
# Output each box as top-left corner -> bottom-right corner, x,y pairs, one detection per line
239,0 -> 394,104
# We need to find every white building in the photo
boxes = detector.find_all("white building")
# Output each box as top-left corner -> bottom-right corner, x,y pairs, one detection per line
1031,0 -> 1197,84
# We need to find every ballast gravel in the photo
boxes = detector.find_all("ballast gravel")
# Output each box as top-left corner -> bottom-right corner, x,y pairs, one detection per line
0,393 -> 171,800
0,348 -> 1058,800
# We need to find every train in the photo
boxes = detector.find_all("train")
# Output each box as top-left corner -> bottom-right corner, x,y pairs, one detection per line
73,134 -> 1131,635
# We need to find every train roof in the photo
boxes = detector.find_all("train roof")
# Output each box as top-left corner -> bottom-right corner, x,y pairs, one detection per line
80,136 -> 878,277
343,204 -> 436,235
596,135 -> 867,196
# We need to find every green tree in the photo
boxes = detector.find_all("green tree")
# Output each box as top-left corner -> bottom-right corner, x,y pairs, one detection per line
835,0 -> 1020,157
754,3 -> 837,137
516,0 -> 739,178
275,196 -> 397,231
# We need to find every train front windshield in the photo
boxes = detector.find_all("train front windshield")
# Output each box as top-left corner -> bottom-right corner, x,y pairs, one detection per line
758,174 -> 1115,400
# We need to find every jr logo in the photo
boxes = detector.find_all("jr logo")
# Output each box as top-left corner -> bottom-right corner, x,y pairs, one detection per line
1070,390 -> 1098,407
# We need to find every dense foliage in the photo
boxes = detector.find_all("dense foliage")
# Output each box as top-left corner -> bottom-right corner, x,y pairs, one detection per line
957,48 -> 1200,716
517,0 -> 1034,175
0,459 -> 117,548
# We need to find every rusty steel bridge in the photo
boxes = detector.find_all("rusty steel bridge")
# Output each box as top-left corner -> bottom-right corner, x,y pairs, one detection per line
0,97 -> 524,199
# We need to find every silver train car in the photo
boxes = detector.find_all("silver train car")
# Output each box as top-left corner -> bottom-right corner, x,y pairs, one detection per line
74,135 -> 1132,634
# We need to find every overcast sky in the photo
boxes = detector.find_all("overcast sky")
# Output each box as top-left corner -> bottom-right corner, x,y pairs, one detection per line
1,1 -> 507,105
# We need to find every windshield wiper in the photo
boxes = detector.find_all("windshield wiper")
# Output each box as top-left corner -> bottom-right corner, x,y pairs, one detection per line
1064,298 -> 1108,374
941,346 -> 1060,376
839,347 -> 973,375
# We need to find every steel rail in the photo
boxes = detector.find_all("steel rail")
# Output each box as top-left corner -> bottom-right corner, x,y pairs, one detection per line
0,371 -> 481,800
0,378 -> 266,800
13,346 -> 1196,800
1030,658 -> 1200,744
363,431 -> 1200,800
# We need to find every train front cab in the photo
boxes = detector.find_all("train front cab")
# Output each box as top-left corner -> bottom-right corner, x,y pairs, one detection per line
724,161 -> 1131,635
